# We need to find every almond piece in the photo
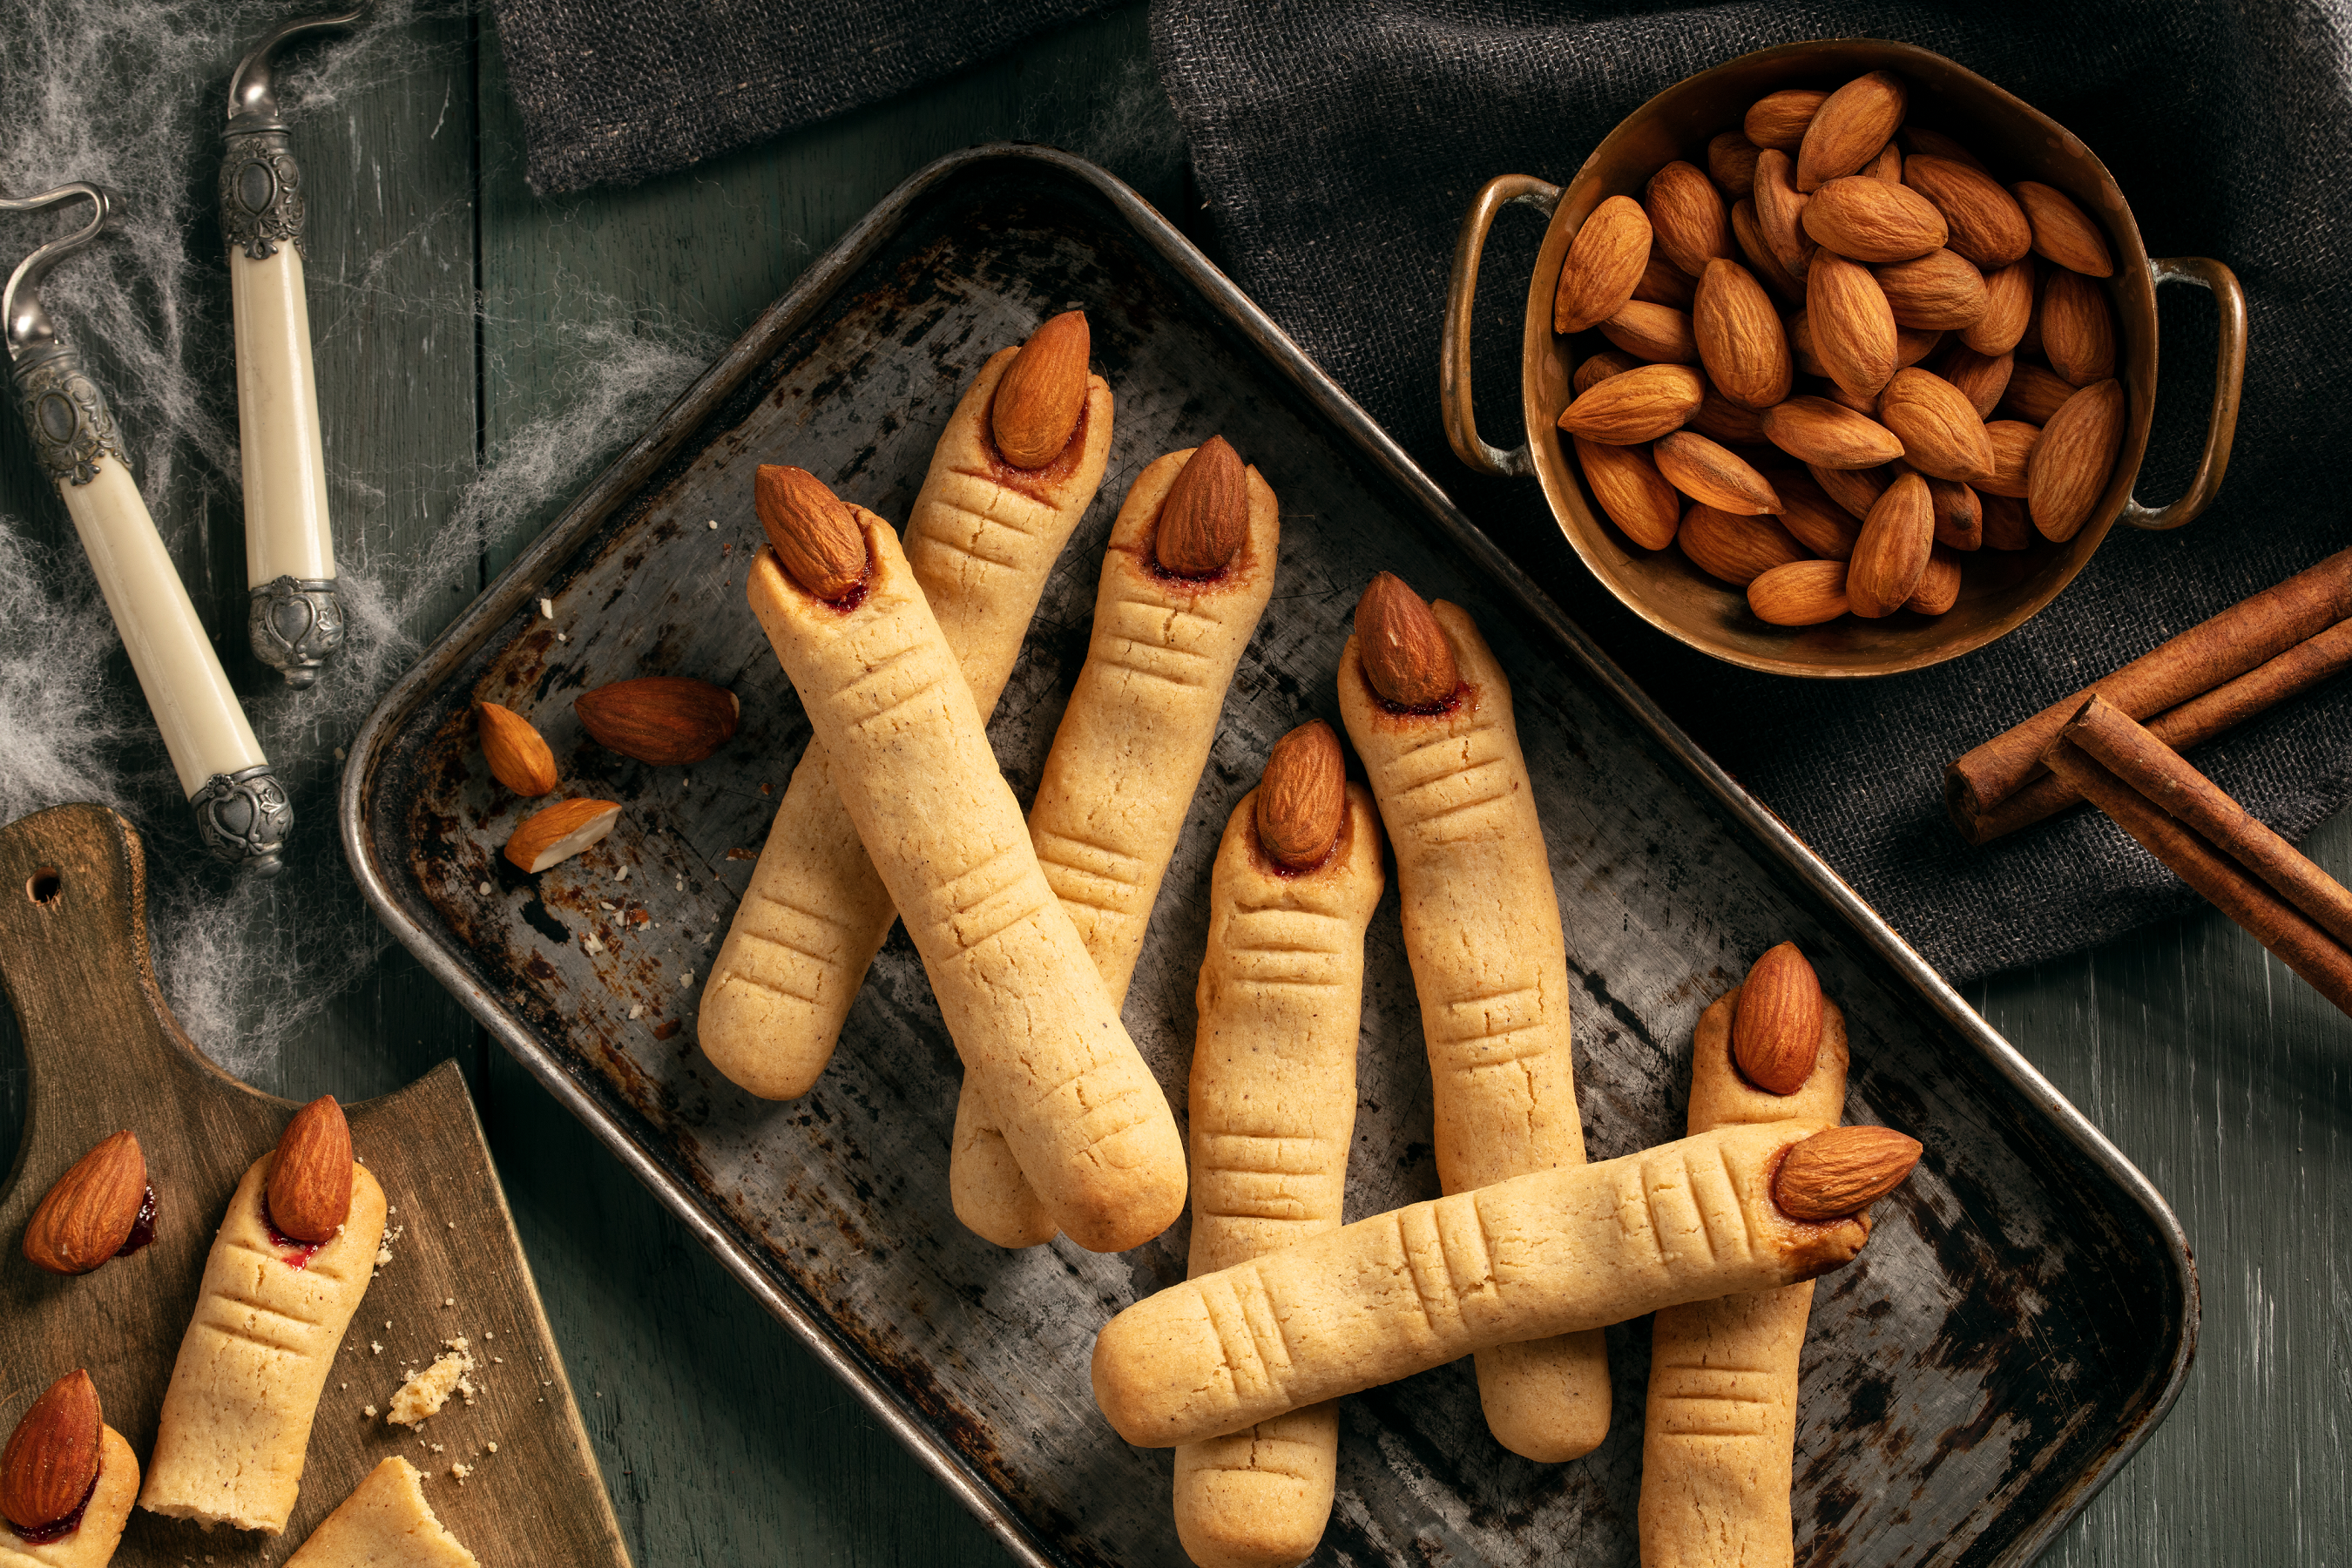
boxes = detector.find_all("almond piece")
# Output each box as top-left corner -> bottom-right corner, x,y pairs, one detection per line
1901,154 -> 2032,267
754,463 -> 868,601
1795,71 -> 1908,192
475,702 -> 558,797
1924,476 -> 1984,550
1645,160 -> 1734,279
1553,195 -> 1653,335
269,1095 -> 354,1243
1688,384 -> 1770,446
1572,349 -> 1641,395
1876,248 -> 1988,330
2040,269 -> 2118,386
1808,461 -> 1889,522
1761,395 -> 1904,470
1847,470 -> 1934,616
1632,247 -> 1698,309
1774,472 -> 1862,560
1598,300 -> 1700,364
1747,558 -> 1849,625
1898,125 -> 1987,172
576,676 -> 741,767
1729,199 -> 1805,306
0,1370 -> 100,1532
989,309 -> 1090,467
1982,420 -> 2041,498
1774,1125 -> 1923,1220
1752,150 -> 1815,280
1806,253 -> 1898,401
1732,942 -> 1823,1092
1154,436 -> 1249,577
1708,132 -> 1761,198
1678,505 -> 1808,586
1556,363 -> 1705,443
504,796 -> 623,875
21,1130 -> 145,1275
1355,573 -> 1459,710
1801,176 -> 1948,262
1981,491 -> 2034,550
2012,181 -> 2115,277
2028,380 -> 2126,541
1745,89 -> 1828,152
1935,343 -> 2014,419
1255,720 -> 1347,872
1999,362 -> 2078,425
1878,368 -> 1996,483
1904,543 -> 1964,614
1654,432 -> 1782,516
1576,437 -> 1682,550
1693,259 -> 1792,409
1963,257 -> 2036,355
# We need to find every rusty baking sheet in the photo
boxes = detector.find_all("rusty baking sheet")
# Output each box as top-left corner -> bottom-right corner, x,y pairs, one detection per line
343,146 -> 2194,1568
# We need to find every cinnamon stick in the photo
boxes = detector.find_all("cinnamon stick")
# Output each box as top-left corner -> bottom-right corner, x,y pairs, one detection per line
1947,547 -> 2352,843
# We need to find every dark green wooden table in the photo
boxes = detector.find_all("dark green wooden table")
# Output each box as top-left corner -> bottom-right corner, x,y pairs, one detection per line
3,6 -> 2344,1562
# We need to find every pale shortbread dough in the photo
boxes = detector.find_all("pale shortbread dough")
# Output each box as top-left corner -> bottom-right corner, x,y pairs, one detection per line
953,446 -> 1281,1248
1337,598 -> 1608,1462
747,520 -> 1185,1253
1173,783 -> 1382,1568
140,1153 -> 388,1532
0,1427 -> 137,1567
700,346 -> 1113,1099
283,1457 -> 478,1566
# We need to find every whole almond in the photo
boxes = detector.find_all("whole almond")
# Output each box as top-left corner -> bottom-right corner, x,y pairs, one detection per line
1730,199 -> 1805,306
2012,181 -> 2115,277
1982,420 -> 2041,498
1598,300 -> 1700,364
1963,257 -> 2036,355
754,464 -> 868,601
1752,151 -> 1814,280
1802,177 -> 1947,262
1255,720 -> 1348,872
1795,71 -> 1909,192
1902,154 -> 2032,267
1898,125 -> 1987,172
1573,348 -> 1641,395
990,310 -> 1090,466
1693,260 -> 1792,409
504,796 -> 623,875
1553,196 -> 1653,334
2028,380 -> 2126,541
1981,491 -> 2034,550
1632,247 -> 1699,309
1645,160 -> 1734,278
1903,544 -> 1964,614
22,1130 -> 145,1275
268,1095 -> 354,1243
1556,363 -> 1705,443
1847,470 -> 1934,616
1878,368 -> 1996,483
1654,432 -> 1782,516
1774,472 -> 1862,560
2040,269 -> 2118,386
1935,343 -> 2014,419
1707,132 -> 1761,198
1688,384 -> 1771,446
0,1369 -> 100,1531
1678,505 -> 1808,586
1864,141 -> 1905,183
2015,298 -> 2043,360
1806,253 -> 1899,401
1154,436 -> 1249,577
1732,942 -> 1824,1092
1747,558 -> 1850,625
1774,1125 -> 1924,1220
1876,248 -> 1988,330
1355,573 -> 1459,710
1808,461 -> 1889,522
1894,325 -> 1947,369
476,702 -> 558,797
1761,395 -> 1904,470
576,676 -> 740,767
1746,89 -> 1828,151
1999,362 -> 2078,425
1576,437 -> 1682,550
1787,310 -> 1827,378
1924,476 -> 1984,550
1813,378 -> 1879,416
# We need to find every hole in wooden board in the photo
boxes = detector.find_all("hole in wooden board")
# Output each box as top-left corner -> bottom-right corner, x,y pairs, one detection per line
27,868 -> 60,904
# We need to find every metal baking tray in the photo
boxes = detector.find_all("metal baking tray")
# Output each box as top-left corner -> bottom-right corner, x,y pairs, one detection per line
342,145 -> 2194,1567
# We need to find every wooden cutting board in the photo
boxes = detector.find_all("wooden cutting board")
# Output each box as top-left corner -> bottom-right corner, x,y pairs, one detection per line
0,804 -> 628,1566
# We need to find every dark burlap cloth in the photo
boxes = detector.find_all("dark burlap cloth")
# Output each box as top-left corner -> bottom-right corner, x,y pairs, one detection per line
490,0 -> 1120,193
1150,0 -> 2352,982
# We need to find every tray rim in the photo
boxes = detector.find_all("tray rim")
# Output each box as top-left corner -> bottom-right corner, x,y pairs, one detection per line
339,141 -> 2198,1568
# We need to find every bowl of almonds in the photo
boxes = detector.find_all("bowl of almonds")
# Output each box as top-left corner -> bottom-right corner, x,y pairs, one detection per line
1441,39 -> 2247,676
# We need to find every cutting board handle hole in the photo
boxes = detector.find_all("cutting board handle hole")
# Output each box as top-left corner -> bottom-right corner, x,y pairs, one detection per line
25,868 -> 59,905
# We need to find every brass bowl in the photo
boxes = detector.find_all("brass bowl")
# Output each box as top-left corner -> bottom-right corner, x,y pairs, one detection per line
1440,39 -> 2247,678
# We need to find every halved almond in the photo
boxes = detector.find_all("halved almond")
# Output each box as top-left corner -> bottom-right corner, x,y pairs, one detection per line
504,797 -> 623,875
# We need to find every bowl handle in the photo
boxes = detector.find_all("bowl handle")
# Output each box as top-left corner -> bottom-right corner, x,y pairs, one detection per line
1442,174 -> 1562,478
2119,256 -> 2247,531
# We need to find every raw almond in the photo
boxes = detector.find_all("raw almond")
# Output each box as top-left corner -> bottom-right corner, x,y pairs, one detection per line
1806,253 -> 1899,400
1847,470 -> 1934,616
1553,195 -> 1653,334
21,1130 -> 144,1275
576,676 -> 741,766
1745,89 -> 1828,152
1894,325 -> 1946,369
1575,436 -> 1682,550
1925,476 -> 1984,550
1747,558 -> 1850,625
268,1095 -> 354,1243
1878,368 -> 1996,483
1787,310 -> 1827,378
504,796 -> 623,875
1732,942 -> 1824,1092
2040,269 -> 2118,386
1752,150 -> 1815,280
1963,256 -> 2036,355
1808,461 -> 1889,521
476,702 -> 557,797
1598,300 -> 1700,364
2028,380 -> 2125,541
1645,160 -> 1734,279
1707,132 -> 1761,198
2012,180 -> 2115,277
1730,199 -> 1805,306
1155,435 -> 1249,576
1693,259 -> 1792,409
1654,431 -> 1782,515
1865,141 -> 1905,184
1904,543 -> 1964,614
1982,420 -> 2041,497
1876,247 -> 1988,330
0,1369 -> 100,1532
1801,176 -> 1948,262
1774,1124 -> 1924,1219
1255,720 -> 1347,871
1556,362 -> 1705,443
754,463 -> 868,601
1688,384 -> 1770,446
1999,362 -> 2077,425
1815,379 -> 1880,416
1355,573 -> 1459,710
1678,505 -> 1808,586
990,310 -> 1090,466
1898,125 -> 1986,172
1573,349 -> 1640,395
1761,395 -> 1904,470
1935,343 -> 2014,419
1632,247 -> 1698,309
1774,472 -> 1862,560
1795,71 -> 1908,192
1902,155 -> 2032,267
1981,490 -> 2034,550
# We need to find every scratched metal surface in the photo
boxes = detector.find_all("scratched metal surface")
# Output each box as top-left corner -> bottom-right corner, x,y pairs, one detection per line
346,150 -> 2191,1568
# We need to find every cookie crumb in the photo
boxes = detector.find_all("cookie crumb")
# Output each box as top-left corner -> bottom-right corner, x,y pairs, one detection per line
388,1338 -> 477,1427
